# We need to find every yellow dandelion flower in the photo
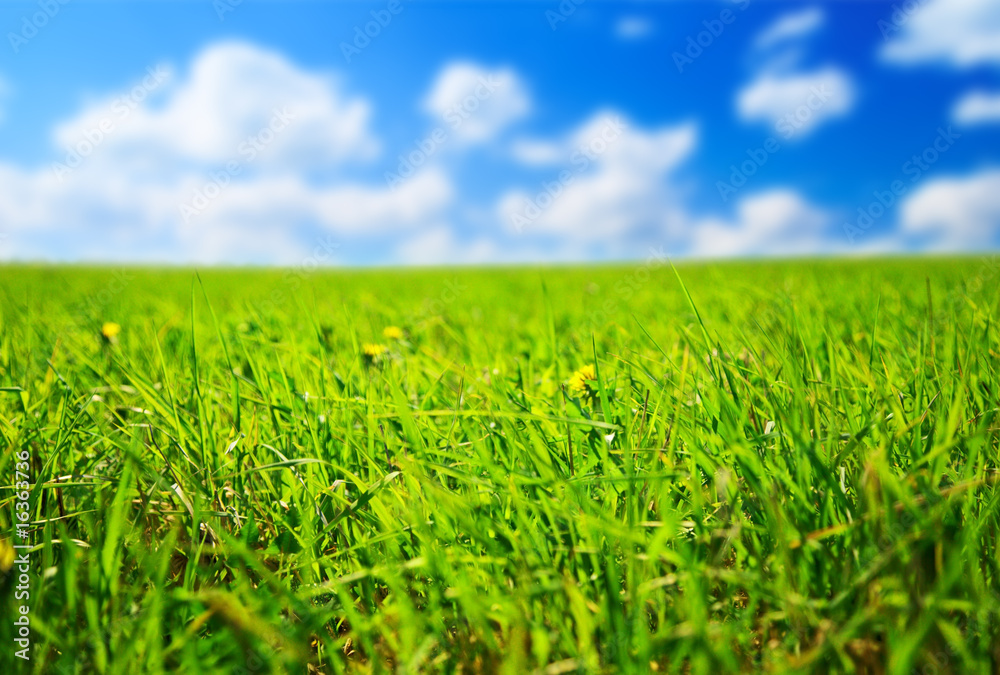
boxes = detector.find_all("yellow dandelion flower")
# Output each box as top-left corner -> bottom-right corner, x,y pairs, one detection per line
568,364 -> 596,395
382,326 -> 403,340
101,322 -> 121,341
362,343 -> 387,357
0,538 -> 14,573
361,343 -> 388,364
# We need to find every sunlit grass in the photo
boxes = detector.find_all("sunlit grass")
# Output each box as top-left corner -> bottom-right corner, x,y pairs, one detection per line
1,257 -> 999,673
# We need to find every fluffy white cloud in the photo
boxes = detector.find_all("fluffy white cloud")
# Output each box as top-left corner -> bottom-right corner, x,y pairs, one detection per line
498,112 -> 696,252
953,90 -> 1000,125
497,110 -> 856,261
737,67 -> 855,138
422,62 -> 529,144
739,7 -> 853,140
500,113 -> 841,259
615,17 -> 654,40
755,7 -> 824,49
0,41 -> 451,264
54,42 -> 378,168
690,190 -> 833,257
315,169 -> 453,233
500,113 -> 844,260
881,0 -> 1000,67
898,168 -> 1000,249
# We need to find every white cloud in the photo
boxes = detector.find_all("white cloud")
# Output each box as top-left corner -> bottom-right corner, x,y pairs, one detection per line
898,168 -> 1000,249
615,16 -> 654,40
499,111 -> 845,260
691,190 -> 833,257
500,112 -> 843,260
737,66 -> 855,138
0,41 -> 451,264
498,112 -> 696,252
881,0 -> 1000,67
315,169 -> 453,233
739,7 -> 853,140
55,42 -> 378,168
510,139 -> 563,165
754,7 -> 824,50
953,90 -> 1000,125
422,62 -> 529,144
394,226 -> 498,265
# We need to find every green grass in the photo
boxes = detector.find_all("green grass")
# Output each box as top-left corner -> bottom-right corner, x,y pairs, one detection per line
1,257 -> 999,674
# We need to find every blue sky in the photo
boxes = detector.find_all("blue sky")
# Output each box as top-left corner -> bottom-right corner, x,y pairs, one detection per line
0,0 -> 998,264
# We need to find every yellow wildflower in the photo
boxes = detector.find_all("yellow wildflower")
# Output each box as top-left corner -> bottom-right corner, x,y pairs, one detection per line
0,538 -> 14,573
361,343 -> 388,364
568,364 -> 596,395
382,326 -> 403,340
101,322 -> 121,342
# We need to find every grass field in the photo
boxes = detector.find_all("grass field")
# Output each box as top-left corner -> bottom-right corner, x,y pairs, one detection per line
2,257 -> 1000,674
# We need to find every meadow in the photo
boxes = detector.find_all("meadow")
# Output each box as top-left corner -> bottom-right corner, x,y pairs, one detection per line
1,257 -> 999,674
